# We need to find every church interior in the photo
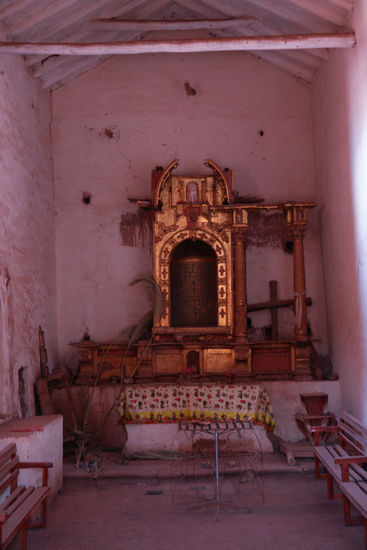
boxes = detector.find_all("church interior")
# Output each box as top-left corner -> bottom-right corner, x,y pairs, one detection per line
0,0 -> 367,548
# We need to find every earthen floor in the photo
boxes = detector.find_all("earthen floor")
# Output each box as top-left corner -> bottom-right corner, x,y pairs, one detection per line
20,453 -> 365,549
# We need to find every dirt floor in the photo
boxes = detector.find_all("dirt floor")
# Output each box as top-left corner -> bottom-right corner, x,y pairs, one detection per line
21,468 -> 365,550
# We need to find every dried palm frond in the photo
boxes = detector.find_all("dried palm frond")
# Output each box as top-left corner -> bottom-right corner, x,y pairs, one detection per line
118,324 -> 137,343
129,276 -> 165,326
118,277 -> 164,347
119,276 -> 165,382
121,310 -> 153,350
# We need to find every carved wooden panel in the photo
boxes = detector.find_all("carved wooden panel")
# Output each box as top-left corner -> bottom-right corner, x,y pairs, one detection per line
154,349 -> 183,374
203,348 -> 235,373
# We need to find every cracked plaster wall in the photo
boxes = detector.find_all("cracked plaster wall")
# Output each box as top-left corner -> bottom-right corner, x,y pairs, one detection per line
0,53 -> 55,420
52,51 -> 328,370
311,0 -> 367,420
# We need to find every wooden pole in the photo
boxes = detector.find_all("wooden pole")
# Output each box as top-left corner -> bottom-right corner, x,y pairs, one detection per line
0,33 -> 355,56
90,16 -> 254,31
247,296 -> 312,312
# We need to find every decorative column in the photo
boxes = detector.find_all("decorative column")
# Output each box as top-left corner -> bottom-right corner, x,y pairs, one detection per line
234,230 -> 247,341
286,204 -> 312,379
293,232 -> 308,343
233,208 -> 249,365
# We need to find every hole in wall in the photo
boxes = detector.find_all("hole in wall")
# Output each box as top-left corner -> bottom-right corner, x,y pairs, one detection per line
82,192 -> 92,205
184,81 -> 197,96
284,241 -> 294,253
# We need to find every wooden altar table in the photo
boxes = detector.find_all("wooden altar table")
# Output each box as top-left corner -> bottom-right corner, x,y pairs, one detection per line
116,383 -> 274,429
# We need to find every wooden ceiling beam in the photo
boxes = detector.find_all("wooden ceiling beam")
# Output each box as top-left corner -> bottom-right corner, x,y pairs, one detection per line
14,0 -> 152,42
174,0 -> 225,19
224,19 -> 329,60
41,55 -> 110,90
9,0 -> 82,37
0,0 -> 39,19
0,33 -> 355,56
31,29 -> 144,78
325,0 -> 353,8
285,0 -> 348,26
88,16 -> 254,32
210,0 -> 337,33
23,0 -> 168,68
252,50 -> 315,82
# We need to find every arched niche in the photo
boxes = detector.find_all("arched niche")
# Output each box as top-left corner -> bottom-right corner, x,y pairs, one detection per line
170,239 -> 217,327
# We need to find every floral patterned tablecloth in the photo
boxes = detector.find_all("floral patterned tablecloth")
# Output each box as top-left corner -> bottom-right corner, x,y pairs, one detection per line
116,383 -> 274,429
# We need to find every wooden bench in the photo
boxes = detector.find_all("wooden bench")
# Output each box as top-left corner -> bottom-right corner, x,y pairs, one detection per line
311,411 -> 367,547
311,411 -> 367,499
0,443 -> 52,550
339,479 -> 367,548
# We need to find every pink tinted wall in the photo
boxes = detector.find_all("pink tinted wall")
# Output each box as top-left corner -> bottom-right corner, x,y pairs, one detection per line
0,54 -> 55,420
312,0 -> 367,419
52,51 -> 327,369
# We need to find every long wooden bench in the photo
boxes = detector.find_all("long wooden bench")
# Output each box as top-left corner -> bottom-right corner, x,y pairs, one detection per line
311,411 -> 367,500
311,411 -> 367,548
0,443 -> 52,550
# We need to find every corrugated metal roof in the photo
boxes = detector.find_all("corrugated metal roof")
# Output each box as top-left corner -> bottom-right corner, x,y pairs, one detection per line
0,0 -> 354,90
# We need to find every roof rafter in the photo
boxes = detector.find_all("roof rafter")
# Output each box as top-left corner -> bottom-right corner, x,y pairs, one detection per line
88,16 -> 254,32
285,0 -> 348,26
0,32 -> 355,56
201,0 -> 342,33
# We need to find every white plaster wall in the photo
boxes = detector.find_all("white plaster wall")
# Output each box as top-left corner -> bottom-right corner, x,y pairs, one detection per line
311,0 -> 367,420
0,55 -> 56,419
52,51 -> 327,369
261,380 -> 341,442
246,210 -> 328,350
0,415 -> 63,499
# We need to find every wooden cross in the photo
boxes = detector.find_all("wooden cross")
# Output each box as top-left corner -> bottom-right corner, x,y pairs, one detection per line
247,280 -> 312,340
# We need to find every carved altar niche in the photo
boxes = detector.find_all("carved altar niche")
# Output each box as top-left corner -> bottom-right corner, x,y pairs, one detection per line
153,160 -> 233,332
151,160 -> 237,377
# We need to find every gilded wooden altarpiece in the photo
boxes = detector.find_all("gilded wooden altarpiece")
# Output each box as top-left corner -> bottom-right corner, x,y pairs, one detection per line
73,159 -> 317,383
151,160 -> 237,376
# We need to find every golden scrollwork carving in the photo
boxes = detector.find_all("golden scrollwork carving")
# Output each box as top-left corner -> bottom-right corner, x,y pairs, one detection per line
154,221 -> 179,243
207,221 -> 232,243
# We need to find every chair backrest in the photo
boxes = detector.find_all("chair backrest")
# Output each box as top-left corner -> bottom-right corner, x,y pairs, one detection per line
339,411 -> 367,455
0,443 -> 19,494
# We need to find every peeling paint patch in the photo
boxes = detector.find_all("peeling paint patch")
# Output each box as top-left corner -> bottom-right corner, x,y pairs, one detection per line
18,366 -> 28,418
246,211 -> 290,249
120,209 -> 151,248
101,125 -> 120,140
0,265 -> 15,414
